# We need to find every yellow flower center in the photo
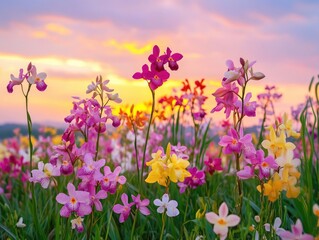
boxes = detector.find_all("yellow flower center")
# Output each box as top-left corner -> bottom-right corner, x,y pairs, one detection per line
70,197 -> 77,204
218,218 -> 227,225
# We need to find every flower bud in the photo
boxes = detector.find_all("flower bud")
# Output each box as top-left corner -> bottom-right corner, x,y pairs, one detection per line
251,72 -> 265,80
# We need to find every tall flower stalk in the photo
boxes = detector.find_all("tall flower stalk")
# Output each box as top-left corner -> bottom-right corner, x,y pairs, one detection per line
132,45 -> 183,188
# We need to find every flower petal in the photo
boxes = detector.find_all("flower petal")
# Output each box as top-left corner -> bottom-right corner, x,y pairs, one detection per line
218,202 -> 229,218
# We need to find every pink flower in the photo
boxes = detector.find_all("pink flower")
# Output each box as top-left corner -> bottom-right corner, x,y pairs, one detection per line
132,194 -> 150,216
77,153 -> 105,181
165,47 -> 183,71
178,167 -> 206,193
148,45 -> 166,71
27,65 -> 47,91
7,69 -> 25,93
100,166 -> 126,194
89,188 -> 107,211
204,157 -> 223,175
113,193 -> 133,223
205,202 -> 240,240
56,183 -> 92,217
29,161 -> 60,188
277,219 -> 314,240
234,92 -> 257,117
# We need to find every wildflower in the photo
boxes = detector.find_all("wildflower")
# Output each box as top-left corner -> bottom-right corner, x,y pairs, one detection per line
177,167 -> 206,193
71,217 -> 84,232
277,219 -> 314,240
205,202 -> 240,240
219,128 -> 254,156
279,113 -> 300,138
77,153 -> 105,181
204,157 -> 223,175
7,69 -> 25,93
100,166 -> 126,194
262,126 -> 295,158
16,217 -> 26,228
56,183 -> 92,217
29,161 -> 60,188
113,193 -> 133,223
264,217 -> 284,235
27,65 -> 47,91
132,194 -> 150,216
257,172 -> 283,202
154,193 -> 179,217
145,143 -> 191,187
89,188 -> 107,211
234,92 -> 257,117
313,204 -> 319,227
165,47 -> 183,71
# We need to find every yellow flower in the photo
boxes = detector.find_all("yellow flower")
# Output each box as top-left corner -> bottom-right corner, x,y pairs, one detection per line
262,126 -> 295,158
257,172 -> 283,202
279,113 -> 300,138
145,143 -> 190,187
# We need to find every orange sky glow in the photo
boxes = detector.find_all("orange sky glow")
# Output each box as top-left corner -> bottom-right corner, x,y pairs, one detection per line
0,1 -> 318,127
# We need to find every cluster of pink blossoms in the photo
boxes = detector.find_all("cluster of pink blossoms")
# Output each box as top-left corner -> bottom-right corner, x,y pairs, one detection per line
133,45 -> 183,90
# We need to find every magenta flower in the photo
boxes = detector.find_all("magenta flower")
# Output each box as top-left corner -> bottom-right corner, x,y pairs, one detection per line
237,150 -> 278,180
56,183 -> 92,217
277,219 -> 314,240
178,167 -> 206,193
204,157 -> 223,175
148,45 -> 167,71
165,47 -> 183,71
219,128 -> 255,157
211,82 -> 239,119
100,166 -> 126,194
235,92 -> 257,117
132,194 -> 150,216
7,69 -> 25,93
113,193 -> 133,223
29,161 -> 60,188
27,65 -> 47,91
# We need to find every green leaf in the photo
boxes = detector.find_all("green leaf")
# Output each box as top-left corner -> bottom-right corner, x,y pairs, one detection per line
0,223 -> 17,240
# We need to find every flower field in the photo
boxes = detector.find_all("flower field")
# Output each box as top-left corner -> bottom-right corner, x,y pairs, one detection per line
0,45 -> 318,240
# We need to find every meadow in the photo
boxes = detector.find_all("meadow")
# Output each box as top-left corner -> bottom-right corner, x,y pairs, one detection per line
0,45 -> 318,240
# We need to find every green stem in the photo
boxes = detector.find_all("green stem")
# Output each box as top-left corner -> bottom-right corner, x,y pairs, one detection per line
105,191 -> 120,240
140,88 -> 155,187
133,125 -> 140,185
159,213 -> 166,240
130,210 -> 138,240
87,208 -> 95,240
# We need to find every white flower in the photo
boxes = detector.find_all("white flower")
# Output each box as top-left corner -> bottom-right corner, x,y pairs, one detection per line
16,217 -> 26,228
154,193 -> 179,217
205,202 -> 240,240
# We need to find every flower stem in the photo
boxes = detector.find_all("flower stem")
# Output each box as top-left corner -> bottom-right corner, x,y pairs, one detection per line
159,212 -> 166,240
130,210 -> 138,240
133,124 -> 140,184
105,190 -> 120,240
140,88 -> 155,187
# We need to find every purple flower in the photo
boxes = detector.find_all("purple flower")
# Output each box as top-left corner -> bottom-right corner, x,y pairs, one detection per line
113,193 -> 133,223
89,188 -> 107,211
178,167 -> 206,193
132,194 -> 150,216
148,45 -> 167,71
56,183 -> 92,217
277,219 -> 314,240
204,157 -> 223,175
77,153 -> 105,181
165,47 -> 183,71
235,92 -> 257,117
100,166 -> 126,194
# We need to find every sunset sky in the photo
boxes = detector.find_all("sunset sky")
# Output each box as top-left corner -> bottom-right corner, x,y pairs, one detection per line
0,0 -> 318,126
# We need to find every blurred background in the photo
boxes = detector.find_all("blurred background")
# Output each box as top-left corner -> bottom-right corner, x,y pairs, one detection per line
0,0 -> 318,127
